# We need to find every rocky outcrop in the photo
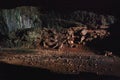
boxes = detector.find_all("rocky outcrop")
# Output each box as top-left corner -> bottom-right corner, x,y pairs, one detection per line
0,11 -> 9,46
0,6 -> 117,49
1,6 -> 41,31
0,6 -> 116,31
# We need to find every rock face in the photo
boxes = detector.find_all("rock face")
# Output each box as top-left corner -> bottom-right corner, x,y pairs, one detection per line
0,11 -> 9,46
1,6 -> 41,31
0,11 -> 8,35
70,11 -> 116,28
0,6 -> 116,31
0,6 -> 117,49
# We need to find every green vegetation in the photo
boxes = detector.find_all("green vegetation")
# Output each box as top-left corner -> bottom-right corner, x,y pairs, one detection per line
5,27 -> 43,48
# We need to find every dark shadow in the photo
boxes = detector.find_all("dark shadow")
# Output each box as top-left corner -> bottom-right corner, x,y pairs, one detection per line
86,20 -> 120,56
0,62 -> 119,80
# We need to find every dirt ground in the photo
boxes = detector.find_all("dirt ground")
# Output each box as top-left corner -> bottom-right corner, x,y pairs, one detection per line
0,48 -> 120,80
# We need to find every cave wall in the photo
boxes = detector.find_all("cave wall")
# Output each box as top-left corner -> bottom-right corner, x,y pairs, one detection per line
0,6 -> 41,31
0,6 -> 116,33
0,5 -> 119,54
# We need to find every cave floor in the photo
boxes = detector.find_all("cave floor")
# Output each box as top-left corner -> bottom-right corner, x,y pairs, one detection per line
0,48 -> 120,80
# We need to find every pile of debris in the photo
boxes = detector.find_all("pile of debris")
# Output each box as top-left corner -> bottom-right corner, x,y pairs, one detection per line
1,26 -> 109,49
37,26 -> 110,49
